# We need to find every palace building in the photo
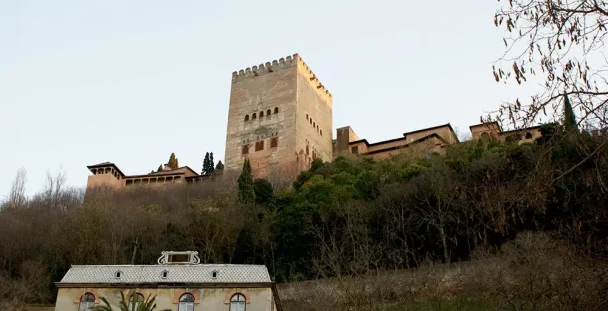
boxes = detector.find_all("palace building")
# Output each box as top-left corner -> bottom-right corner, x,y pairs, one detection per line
84,53 -> 547,190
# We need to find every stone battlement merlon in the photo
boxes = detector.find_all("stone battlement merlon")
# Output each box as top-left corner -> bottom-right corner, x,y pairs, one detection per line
232,53 -> 298,81
231,53 -> 332,98
297,55 -> 332,98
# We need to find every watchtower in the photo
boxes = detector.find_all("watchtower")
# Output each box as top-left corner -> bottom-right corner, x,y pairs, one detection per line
224,54 -> 333,178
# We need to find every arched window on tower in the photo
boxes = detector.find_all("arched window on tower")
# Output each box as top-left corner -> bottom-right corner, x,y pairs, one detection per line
267,109 -> 271,116
274,107 -> 279,113
271,137 -> 278,148
244,115 -> 249,121
242,145 -> 249,155
259,111 -> 264,117
252,113 -> 257,120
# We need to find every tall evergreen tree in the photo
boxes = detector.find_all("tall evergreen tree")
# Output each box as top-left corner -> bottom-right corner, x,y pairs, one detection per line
167,153 -> 179,170
202,152 -> 210,175
215,161 -> 224,172
237,159 -> 255,204
563,92 -> 578,133
209,152 -> 215,175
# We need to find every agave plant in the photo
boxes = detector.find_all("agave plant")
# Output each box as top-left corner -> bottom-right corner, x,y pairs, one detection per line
93,291 -> 170,311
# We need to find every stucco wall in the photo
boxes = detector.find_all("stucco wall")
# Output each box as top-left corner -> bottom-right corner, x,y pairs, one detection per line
55,287 -> 274,311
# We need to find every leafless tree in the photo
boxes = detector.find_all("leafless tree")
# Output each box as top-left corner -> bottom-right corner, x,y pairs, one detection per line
492,0 -> 608,130
6,168 -> 27,209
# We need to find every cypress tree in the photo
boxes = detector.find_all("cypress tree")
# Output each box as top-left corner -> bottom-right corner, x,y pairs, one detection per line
563,92 -> 578,133
209,152 -> 215,175
167,153 -> 179,170
215,161 -> 224,171
202,152 -> 210,175
237,159 -> 255,204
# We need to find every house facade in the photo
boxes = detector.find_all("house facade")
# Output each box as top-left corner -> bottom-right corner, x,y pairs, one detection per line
54,251 -> 281,311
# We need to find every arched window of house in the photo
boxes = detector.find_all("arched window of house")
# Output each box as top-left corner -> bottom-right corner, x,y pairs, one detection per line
267,109 -> 271,116
129,293 -> 144,311
178,293 -> 195,311
230,294 -> 246,311
79,293 -> 95,311
274,107 -> 279,113
244,115 -> 249,121
259,111 -> 264,117
252,113 -> 257,120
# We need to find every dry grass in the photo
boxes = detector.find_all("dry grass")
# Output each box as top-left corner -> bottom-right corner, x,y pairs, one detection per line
277,232 -> 608,311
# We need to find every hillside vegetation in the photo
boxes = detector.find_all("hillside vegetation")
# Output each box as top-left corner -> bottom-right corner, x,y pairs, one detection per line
1,125 -> 608,310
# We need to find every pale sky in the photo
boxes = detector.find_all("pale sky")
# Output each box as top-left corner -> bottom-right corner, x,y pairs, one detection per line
0,0 -> 541,197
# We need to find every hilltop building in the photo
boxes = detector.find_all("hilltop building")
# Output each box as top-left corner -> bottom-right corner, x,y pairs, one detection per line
54,251 -> 281,311
333,123 -> 459,159
224,54 -> 333,179
84,53 -> 548,190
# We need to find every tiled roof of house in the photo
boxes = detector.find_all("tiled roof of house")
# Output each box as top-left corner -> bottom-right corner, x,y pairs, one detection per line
58,264 -> 271,284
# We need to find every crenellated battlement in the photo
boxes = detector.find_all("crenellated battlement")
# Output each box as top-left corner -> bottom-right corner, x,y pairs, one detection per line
232,53 -> 298,81
297,54 -> 332,98
231,53 -> 332,98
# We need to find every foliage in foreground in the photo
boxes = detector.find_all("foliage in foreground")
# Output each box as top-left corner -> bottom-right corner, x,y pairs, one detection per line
0,128 -> 607,309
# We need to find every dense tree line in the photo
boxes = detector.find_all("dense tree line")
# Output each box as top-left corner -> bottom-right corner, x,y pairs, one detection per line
1,125 -> 607,307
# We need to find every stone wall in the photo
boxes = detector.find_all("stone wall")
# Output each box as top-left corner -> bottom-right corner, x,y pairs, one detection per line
224,54 -> 333,179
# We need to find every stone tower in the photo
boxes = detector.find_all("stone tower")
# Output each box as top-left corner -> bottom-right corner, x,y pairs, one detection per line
224,53 -> 333,179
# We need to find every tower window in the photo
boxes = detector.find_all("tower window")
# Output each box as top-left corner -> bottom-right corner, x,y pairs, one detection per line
351,146 -> 359,154
212,270 -> 218,279
274,107 -> 279,113
260,111 -> 264,117
242,145 -> 249,155
267,109 -> 271,116
255,141 -> 264,151
310,119 -> 312,125
271,137 -> 278,148
115,271 -> 122,279
306,114 -> 309,120
162,270 -> 168,279
320,129 -> 323,136
244,115 -> 249,121
252,113 -> 257,120
306,145 -> 309,155
313,122 -> 316,128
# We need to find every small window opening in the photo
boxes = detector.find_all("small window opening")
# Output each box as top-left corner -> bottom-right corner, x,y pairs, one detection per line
162,270 -> 168,278
267,109 -> 271,116
309,118 -> 312,125
274,107 -> 279,113
255,141 -> 264,151
313,122 -> 316,128
242,145 -> 249,155
244,115 -> 249,121
271,137 -> 278,148
115,271 -> 122,278
306,114 -> 309,120
252,113 -> 257,120
351,146 -> 359,154
212,271 -> 218,279
260,111 -> 264,117
320,129 -> 323,136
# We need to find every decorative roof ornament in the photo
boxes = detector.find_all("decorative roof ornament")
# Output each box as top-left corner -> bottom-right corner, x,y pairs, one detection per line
157,251 -> 200,265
